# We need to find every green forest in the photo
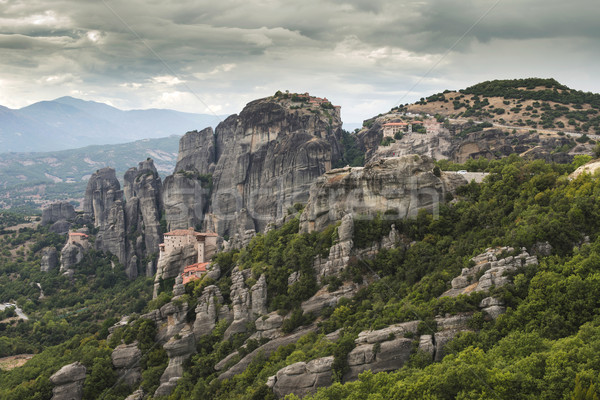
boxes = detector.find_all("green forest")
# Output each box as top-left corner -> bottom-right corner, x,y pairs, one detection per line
3,154 -> 600,399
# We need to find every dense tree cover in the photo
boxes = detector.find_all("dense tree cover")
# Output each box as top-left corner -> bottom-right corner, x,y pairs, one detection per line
156,156 -> 600,399
5,155 -> 600,399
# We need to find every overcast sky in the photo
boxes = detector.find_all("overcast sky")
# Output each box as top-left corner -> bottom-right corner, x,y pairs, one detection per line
0,0 -> 599,123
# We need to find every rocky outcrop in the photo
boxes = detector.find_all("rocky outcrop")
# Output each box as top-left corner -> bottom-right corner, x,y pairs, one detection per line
153,243 -> 197,298
123,159 -> 164,277
49,362 -> 86,400
301,282 -> 363,316
84,167 -> 128,269
433,313 -> 473,362
251,274 -> 268,316
41,201 -> 75,226
442,247 -> 538,297
218,326 -> 317,381
60,242 -> 86,273
41,247 -> 59,272
299,155 -> 460,233
111,342 -> 142,387
357,114 -> 584,165
193,285 -> 229,338
174,127 -> 216,175
224,267 -> 253,339
271,356 -> 335,399
162,173 -> 210,233
253,313 -> 284,341
312,214 -> 353,281
163,96 -> 343,240
154,327 -> 196,397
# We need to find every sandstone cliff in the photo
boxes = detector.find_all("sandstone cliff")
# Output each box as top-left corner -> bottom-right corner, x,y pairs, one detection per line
83,161 -> 164,279
163,94 -> 343,243
299,155 -> 463,233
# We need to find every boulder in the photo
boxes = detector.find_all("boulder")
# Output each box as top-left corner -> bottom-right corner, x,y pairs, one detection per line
49,362 -> 86,400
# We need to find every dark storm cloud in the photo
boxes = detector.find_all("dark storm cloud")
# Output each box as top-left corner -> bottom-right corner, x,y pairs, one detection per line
0,0 -> 598,120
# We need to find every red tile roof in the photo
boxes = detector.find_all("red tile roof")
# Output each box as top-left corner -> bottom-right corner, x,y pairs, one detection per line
184,262 -> 209,272
69,232 -> 88,237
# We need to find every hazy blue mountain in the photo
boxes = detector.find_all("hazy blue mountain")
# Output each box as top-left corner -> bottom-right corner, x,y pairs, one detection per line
0,96 -> 225,152
0,135 -> 181,210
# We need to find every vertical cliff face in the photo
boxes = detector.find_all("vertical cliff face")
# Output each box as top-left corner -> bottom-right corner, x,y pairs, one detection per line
83,161 -> 164,278
84,167 -> 128,268
163,95 -> 343,242
123,159 -> 164,277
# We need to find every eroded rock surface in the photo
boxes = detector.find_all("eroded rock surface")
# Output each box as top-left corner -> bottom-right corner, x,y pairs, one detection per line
49,362 -> 86,400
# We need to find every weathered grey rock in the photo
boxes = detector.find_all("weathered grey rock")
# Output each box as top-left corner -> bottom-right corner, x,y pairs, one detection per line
251,274 -> 268,316
49,220 -> 72,235
41,247 -> 59,272
111,342 -> 142,386
479,297 -> 506,319
312,215 -> 354,281
157,301 -> 189,343
355,320 -> 420,345
299,155 -> 450,233
193,285 -> 224,338
272,356 -> 334,399
442,247 -> 537,297
532,241 -> 552,257
345,338 -> 414,380
253,312 -> 284,341
123,159 -> 164,278
155,327 -> 196,397
153,243 -> 198,298
219,327 -> 316,380
195,97 -> 343,240
60,242 -> 85,271
418,334 -> 435,356
84,168 -> 128,271
175,127 -> 217,175
50,362 -> 86,400
224,267 -> 253,339
301,282 -> 362,316
433,313 -> 473,362
163,173 -> 209,232
124,389 -> 145,400
41,201 -> 75,226
172,275 -> 185,297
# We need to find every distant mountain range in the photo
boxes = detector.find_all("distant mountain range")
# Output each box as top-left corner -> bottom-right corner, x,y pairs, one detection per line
0,136 -> 181,210
0,96 -> 225,152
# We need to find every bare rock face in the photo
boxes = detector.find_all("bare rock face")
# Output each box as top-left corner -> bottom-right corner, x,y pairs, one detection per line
269,322 -> 419,398
155,327 -> 196,397
41,247 -> 59,272
251,274 -> 268,316
254,313 -> 284,340
299,155 -> 452,233
123,159 -> 164,277
60,242 -> 86,272
174,127 -> 216,174
84,167 -> 128,268
157,301 -> 189,343
224,267 -> 253,339
111,342 -> 142,386
271,356 -> 335,399
41,201 -> 75,226
207,99 -> 342,238
434,313 -> 473,362
312,214 -> 354,281
301,282 -> 362,316
193,285 -> 225,338
49,362 -> 86,400
357,115 -> 580,165
153,243 -> 198,298
162,97 -> 342,240
442,247 -> 537,297
162,173 -> 209,232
